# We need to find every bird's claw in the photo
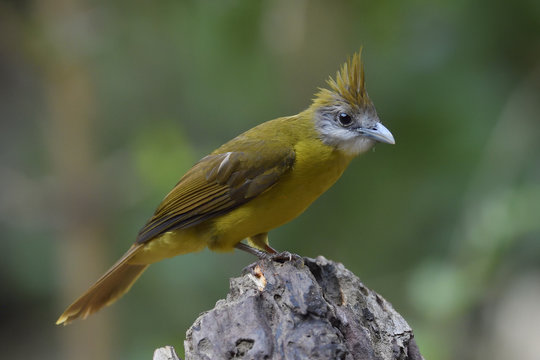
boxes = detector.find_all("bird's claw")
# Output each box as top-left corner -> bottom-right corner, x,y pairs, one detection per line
269,251 -> 302,263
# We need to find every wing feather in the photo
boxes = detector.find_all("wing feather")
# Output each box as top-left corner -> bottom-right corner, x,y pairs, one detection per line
136,141 -> 295,244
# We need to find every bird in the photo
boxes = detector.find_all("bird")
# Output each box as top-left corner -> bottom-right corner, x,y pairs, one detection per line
56,50 -> 395,325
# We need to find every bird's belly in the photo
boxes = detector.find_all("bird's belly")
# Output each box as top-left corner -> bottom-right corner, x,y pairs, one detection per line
130,226 -> 207,264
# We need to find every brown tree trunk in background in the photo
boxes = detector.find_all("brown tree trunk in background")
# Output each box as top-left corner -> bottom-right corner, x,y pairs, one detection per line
33,1 -> 112,359
155,257 -> 424,360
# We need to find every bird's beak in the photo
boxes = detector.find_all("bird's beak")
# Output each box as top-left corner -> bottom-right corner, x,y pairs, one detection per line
358,122 -> 395,144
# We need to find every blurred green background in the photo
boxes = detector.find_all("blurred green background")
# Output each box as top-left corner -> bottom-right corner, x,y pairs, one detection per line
1,0 -> 539,359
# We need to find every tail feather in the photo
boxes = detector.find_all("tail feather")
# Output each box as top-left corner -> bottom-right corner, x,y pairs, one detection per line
56,245 -> 148,325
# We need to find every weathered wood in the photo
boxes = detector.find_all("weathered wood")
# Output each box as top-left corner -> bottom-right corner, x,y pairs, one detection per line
155,256 -> 423,360
153,346 -> 181,360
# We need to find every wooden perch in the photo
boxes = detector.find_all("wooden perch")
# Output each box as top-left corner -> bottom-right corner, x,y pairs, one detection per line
154,256 -> 424,360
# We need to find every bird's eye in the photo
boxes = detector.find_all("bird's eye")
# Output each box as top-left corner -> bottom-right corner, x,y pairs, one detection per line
337,112 -> 353,127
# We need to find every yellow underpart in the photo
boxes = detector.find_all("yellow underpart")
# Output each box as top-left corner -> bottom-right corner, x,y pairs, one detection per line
129,227 -> 206,264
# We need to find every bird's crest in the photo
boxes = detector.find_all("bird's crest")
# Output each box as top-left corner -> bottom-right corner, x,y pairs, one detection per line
313,50 -> 370,108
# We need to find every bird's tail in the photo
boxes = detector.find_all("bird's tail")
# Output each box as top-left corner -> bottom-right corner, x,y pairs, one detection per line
56,244 -> 148,325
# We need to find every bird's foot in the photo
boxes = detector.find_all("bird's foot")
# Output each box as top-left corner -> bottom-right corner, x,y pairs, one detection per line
235,242 -> 301,269
269,251 -> 302,263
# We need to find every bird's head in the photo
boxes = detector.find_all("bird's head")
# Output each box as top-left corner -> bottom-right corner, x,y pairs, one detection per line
310,50 -> 394,156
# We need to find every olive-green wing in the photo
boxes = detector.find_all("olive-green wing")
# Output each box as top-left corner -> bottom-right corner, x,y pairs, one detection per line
136,140 -> 295,244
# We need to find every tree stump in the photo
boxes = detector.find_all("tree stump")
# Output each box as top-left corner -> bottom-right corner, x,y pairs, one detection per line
154,256 -> 423,360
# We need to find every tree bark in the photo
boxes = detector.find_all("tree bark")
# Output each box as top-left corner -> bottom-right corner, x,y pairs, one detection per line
155,256 -> 423,360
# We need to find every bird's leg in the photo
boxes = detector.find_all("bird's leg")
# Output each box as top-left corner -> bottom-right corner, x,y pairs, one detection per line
240,233 -> 302,263
236,242 -> 301,273
235,242 -> 271,259
247,233 -> 276,253
264,244 -> 278,254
